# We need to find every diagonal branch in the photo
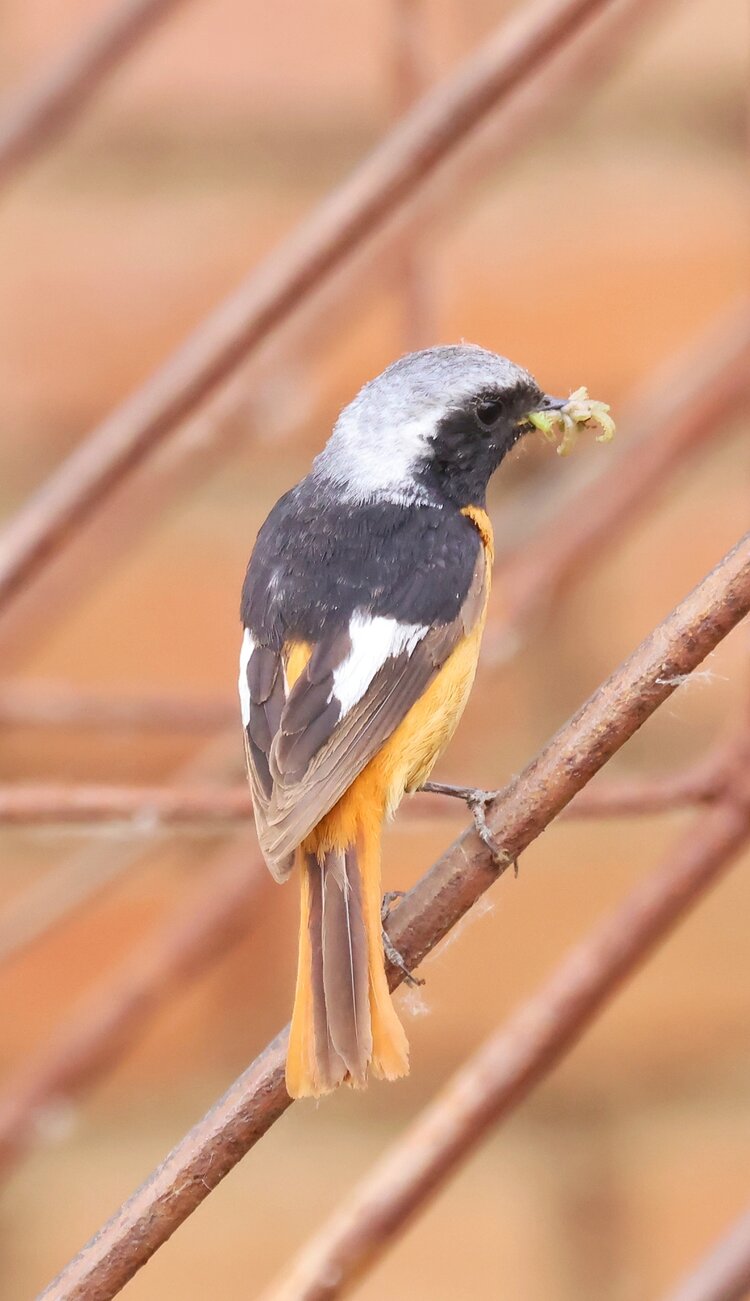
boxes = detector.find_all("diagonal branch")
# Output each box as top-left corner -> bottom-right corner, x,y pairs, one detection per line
0,747 -> 732,1184
0,839 -> 265,1178
0,731 -> 239,970
0,0 -> 641,618
490,304 -> 750,654
660,1205 -> 750,1301
0,0 -> 195,192
392,535 -> 750,971
37,536 -> 750,1300
261,794 -> 750,1301
390,0 -> 435,352
0,0 -> 664,668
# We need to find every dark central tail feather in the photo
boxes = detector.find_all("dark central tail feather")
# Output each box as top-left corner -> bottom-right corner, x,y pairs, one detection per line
304,854 -> 346,1091
321,848 -> 371,1085
291,848 -> 371,1093
286,836 -> 409,1098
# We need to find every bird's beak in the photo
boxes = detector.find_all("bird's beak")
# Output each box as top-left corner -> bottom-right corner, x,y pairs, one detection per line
534,393 -> 568,413
516,392 -> 567,432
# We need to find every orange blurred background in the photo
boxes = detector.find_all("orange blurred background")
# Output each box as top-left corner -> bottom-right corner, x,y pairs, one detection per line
0,0 -> 748,1297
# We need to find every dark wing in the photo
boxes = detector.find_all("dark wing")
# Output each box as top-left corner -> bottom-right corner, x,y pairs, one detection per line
240,549 -> 487,881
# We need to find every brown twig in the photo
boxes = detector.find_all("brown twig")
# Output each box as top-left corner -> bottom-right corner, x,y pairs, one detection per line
0,0 -> 638,619
261,794 -> 750,1301
391,0 -> 434,351
0,838 -> 265,1178
562,751 -> 732,816
0,732 -> 239,969
489,305 -> 750,656
0,854 -> 142,970
36,535 -> 750,1300
661,1205 -> 750,1301
0,681 -> 234,731
413,749 -> 733,821
0,0 -> 194,192
0,371 -> 254,671
0,751 -> 733,826
0,782 -> 251,825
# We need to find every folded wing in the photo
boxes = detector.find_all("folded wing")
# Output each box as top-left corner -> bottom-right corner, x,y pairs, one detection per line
240,548 -> 487,881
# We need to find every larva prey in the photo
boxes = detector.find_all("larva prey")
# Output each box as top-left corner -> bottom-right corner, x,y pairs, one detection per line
527,386 -> 615,456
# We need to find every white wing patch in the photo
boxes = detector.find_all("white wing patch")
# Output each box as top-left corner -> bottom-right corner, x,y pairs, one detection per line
238,627 -> 255,726
332,612 -> 427,714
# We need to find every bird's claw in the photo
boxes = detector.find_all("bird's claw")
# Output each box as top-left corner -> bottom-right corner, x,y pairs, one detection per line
381,889 -> 407,924
466,790 -> 517,876
382,930 -> 424,988
380,891 -> 424,987
420,781 -> 519,878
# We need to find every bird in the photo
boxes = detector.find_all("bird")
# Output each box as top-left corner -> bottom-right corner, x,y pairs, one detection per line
239,343 -> 567,1099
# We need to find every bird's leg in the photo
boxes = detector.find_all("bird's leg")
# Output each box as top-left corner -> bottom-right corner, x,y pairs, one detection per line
419,781 -> 519,877
381,891 -> 424,987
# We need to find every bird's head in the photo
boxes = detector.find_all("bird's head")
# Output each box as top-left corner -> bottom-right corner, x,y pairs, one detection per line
313,344 -> 567,508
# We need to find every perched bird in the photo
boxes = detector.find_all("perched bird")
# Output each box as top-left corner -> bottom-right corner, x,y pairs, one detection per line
239,344 -> 567,1099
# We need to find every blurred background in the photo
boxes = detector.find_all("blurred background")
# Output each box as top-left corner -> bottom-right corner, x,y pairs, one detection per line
0,0 -> 748,1296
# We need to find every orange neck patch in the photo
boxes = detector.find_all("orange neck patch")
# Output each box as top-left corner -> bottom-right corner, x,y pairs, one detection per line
460,505 -> 495,566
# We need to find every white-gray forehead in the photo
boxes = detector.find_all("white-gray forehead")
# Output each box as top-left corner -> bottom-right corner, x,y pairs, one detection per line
347,345 -> 535,424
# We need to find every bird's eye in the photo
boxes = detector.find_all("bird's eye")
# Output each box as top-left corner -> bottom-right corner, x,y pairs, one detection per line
474,398 -> 505,431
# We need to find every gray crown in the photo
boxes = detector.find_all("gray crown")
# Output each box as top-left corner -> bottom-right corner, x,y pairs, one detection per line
314,344 -> 536,504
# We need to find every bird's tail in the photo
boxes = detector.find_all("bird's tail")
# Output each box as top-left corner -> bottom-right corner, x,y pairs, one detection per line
286,825 -> 409,1098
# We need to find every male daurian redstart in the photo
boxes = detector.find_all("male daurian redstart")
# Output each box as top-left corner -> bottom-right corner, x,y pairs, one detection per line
239,344 -> 575,1099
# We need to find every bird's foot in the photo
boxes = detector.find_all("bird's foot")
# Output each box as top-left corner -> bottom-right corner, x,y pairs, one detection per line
419,781 -> 519,878
381,890 -> 424,987
381,889 -> 407,924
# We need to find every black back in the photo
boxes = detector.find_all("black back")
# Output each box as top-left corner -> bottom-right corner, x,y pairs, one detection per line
241,478 -> 481,650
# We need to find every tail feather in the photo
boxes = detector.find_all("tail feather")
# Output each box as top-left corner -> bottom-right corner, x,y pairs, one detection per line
357,821 -> 410,1083
286,831 -> 409,1099
306,858 -> 346,1092
321,848 -> 371,1085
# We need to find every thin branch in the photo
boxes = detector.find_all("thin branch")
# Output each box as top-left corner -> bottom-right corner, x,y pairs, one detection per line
0,0 -> 194,191
489,305 -> 750,657
261,796 -> 750,1301
0,757 -> 727,1189
0,681 -> 234,731
391,0 -> 430,124
390,0 -> 435,351
412,751 -> 732,821
0,751 -> 733,826
0,838 -> 264,1178
0,782 -> 251,825
661,1206 -> 750,1301
0,369 -> 254,670
562,752 -> 731,817
0,0 -> 637,618
0,854 -> 141,970
0,731 -> 238,969
37,535 -> 750,1300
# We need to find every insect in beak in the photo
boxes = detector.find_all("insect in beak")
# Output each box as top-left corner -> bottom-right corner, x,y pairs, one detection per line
524,387 -> 616,456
